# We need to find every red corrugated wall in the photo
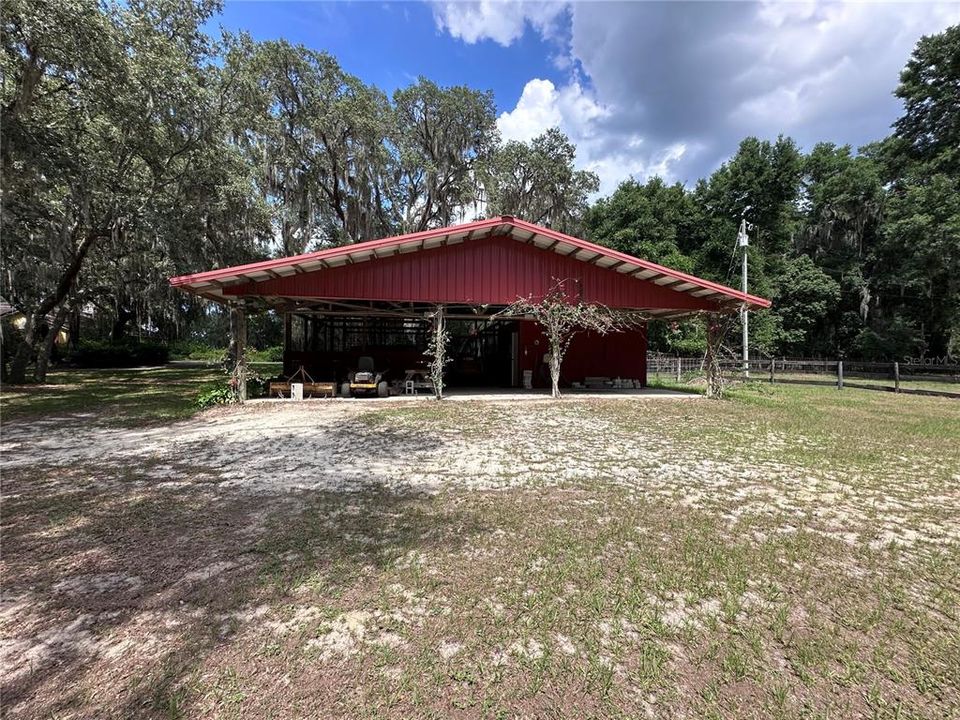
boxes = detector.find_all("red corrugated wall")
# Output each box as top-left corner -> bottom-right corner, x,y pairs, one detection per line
225,234 -> 715,311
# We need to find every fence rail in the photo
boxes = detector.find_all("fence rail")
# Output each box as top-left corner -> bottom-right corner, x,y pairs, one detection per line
646,354 -> 960,399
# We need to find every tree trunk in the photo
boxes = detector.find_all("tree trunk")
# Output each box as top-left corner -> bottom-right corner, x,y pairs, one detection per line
111,306 -> 132,343
7,227 -> 98,384
35,304 -> 70,383
549,348 -> 562,398
1,46 -> 43,176
68,305 -> 82,352
9,314 -> 38,385
0,322 -> 6,383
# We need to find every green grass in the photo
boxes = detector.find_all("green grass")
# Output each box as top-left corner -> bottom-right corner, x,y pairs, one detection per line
648,370 -> 959,396
1,363 -> 283,425
772,372 -> 959,394
0,366 -> 224,425
195,483 -> 959,718
725,382 -> 960,458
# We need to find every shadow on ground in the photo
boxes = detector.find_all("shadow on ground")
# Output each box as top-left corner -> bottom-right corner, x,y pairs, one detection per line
1,424 -> 482,719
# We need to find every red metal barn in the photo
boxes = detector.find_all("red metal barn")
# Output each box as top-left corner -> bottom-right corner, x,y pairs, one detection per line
170,216 -> 770,390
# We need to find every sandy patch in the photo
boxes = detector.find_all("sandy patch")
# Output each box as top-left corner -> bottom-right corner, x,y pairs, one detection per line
438,640 -> 463,660
4,400 -> 958,554
305,610 -> 372,660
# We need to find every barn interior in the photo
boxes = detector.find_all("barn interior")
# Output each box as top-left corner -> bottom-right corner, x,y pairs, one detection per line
280,300 -> 647,390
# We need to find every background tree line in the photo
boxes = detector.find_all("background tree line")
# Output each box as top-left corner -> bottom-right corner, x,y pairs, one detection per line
2,0 -> 957,382
588,26 -> 959,363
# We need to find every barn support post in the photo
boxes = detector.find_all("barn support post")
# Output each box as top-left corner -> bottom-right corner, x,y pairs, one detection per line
283,311 -> 292,363
704,314 -> 724,399
229,302 -> 248,403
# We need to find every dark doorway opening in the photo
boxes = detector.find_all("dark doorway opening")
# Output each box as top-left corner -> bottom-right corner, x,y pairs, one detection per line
447,319 -> 519,387
283,313 -> 520,388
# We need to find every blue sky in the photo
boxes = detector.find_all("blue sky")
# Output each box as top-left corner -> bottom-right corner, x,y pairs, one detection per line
211,1 -> 960,195
212,2 -> 560,108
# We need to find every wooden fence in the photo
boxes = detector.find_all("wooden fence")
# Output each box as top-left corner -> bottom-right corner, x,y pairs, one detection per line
646,354 -> 960,399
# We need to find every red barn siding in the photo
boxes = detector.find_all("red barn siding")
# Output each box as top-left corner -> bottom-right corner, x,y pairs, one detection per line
225,235 -> 715,311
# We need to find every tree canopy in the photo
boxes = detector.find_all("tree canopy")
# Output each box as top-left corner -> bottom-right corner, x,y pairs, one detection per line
484,128 -> 598,235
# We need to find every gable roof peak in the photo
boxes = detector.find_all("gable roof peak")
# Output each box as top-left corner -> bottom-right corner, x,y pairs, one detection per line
169,216 -> 770,310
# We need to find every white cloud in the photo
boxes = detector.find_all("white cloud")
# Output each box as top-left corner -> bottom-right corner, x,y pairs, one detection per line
436,1 -> 960,193
497,79 -> 564,142
497,78 -> 607,141
496,78 -> 687,196
568,1 -> 960,179
430,1 -> 566,46
727,2 -> 960,132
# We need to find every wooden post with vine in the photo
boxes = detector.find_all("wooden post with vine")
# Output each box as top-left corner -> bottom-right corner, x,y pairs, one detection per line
704,314 -> 724,399
426,304 -> 449,400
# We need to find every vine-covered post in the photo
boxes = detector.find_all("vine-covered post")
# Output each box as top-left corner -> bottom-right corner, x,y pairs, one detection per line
497,279 -> 635,399
426,304 -> 450,400
704,313 -> 724,399
229,302 -> 247,402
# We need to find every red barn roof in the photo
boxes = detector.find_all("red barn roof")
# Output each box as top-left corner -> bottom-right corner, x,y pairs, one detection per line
169,216 -> 770,315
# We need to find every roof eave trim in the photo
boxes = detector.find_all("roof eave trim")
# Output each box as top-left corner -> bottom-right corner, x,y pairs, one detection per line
505,217 -> 771,309
168,217 -> 509,288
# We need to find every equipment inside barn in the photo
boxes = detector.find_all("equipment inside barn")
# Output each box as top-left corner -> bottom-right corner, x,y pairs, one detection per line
340,356 -> 389,397
268,365 -> 336,399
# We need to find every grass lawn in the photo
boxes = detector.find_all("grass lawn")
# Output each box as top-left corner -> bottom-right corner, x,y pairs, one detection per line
649,372 -> 960,396
0,366 -> 225,425
1,372 -> 958,719
767,373 -> 959,394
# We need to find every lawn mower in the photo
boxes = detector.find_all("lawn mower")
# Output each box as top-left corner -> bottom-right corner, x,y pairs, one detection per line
340,356 -> 390,398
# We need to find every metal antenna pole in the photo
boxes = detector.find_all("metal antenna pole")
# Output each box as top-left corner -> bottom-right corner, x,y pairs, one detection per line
738,217 -> 750,379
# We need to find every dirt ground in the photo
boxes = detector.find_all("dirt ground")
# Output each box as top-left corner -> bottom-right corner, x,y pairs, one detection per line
2,392 -> 958,719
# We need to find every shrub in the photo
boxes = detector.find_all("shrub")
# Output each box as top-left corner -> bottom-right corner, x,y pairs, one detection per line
69,340 -> 169,368
168,341 -> 225,361
195,370 -> 271,407
171,342 -> 281,363
247,371 -> 270,398
1,320 -> 25,381
195,383 -> 235,409
247,345 -> 283,363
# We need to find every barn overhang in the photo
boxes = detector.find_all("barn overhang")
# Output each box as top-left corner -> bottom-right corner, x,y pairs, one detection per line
169,216 -> 771,320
